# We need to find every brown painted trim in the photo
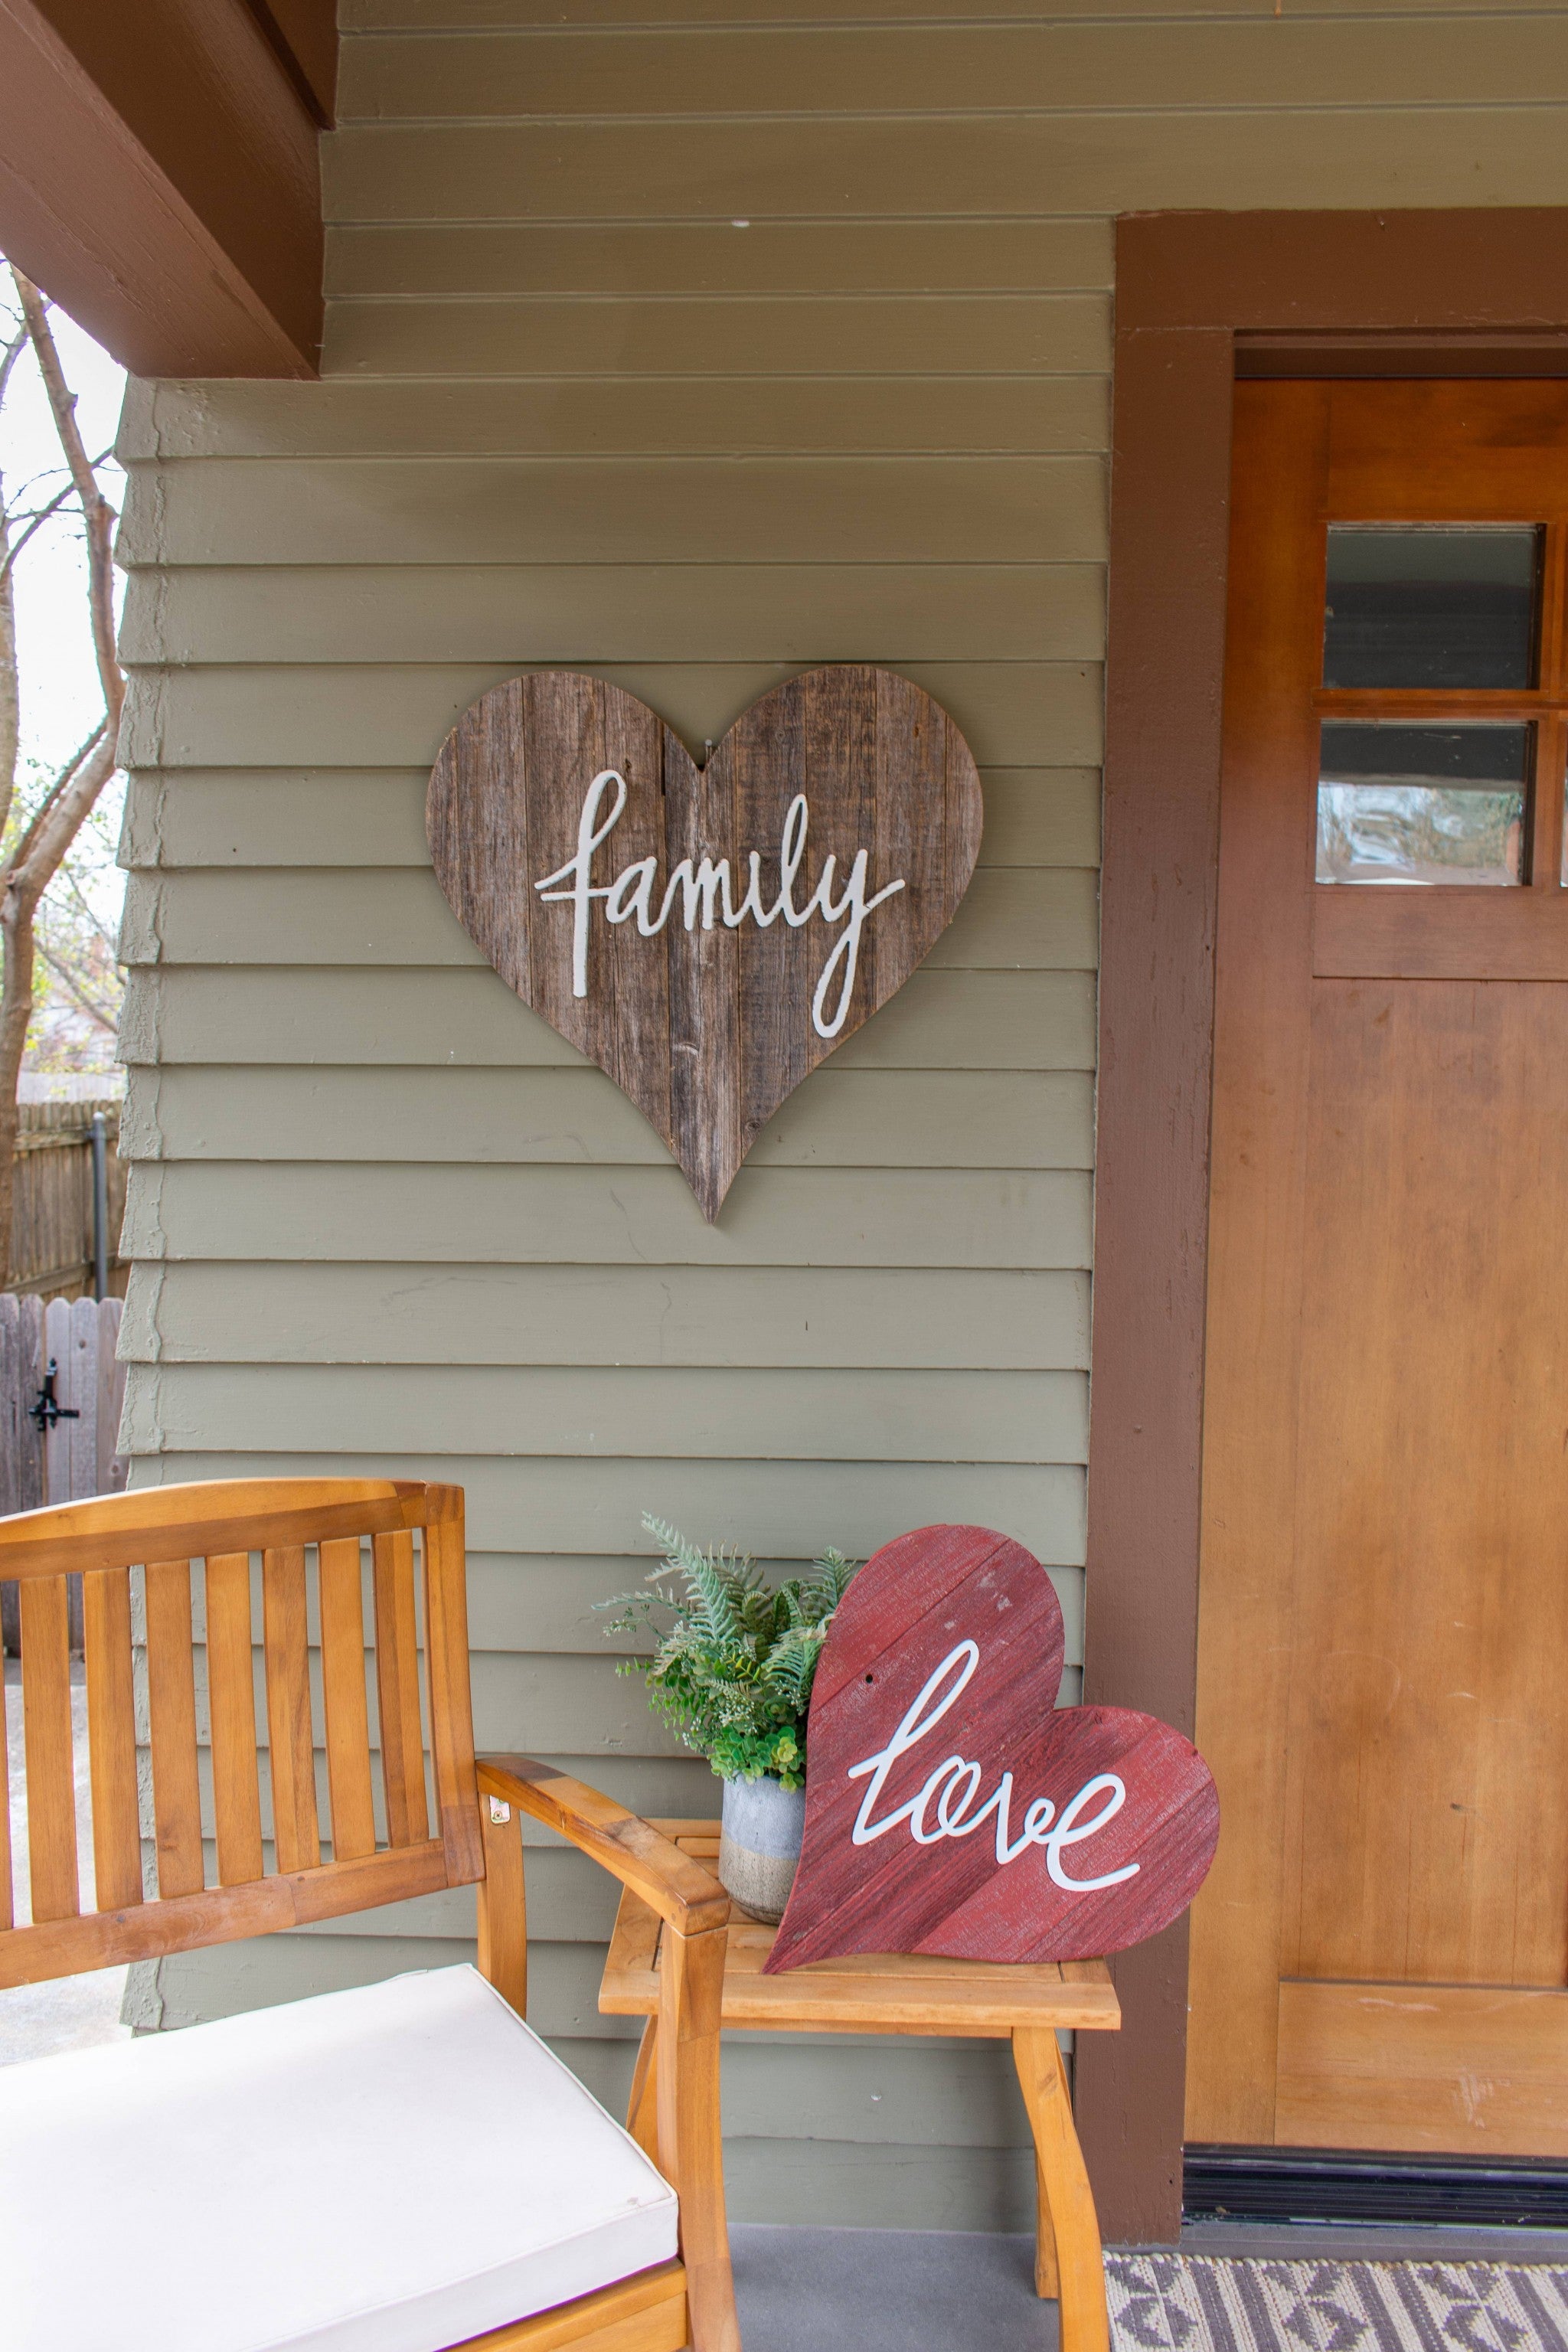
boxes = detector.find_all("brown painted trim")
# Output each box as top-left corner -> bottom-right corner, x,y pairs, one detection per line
1078,208 -> 1568,2248
245,0 -> 338,129
0,0 -> 332,377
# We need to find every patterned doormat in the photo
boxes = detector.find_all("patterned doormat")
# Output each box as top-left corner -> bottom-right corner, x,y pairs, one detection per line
1106,2255 -> 1568,2351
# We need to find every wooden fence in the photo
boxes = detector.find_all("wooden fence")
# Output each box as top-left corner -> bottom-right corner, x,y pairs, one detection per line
11,1100 -> 127,1301
0,1293 -> 128,1651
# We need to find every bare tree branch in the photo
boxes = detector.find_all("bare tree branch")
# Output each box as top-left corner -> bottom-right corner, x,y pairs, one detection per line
52,855 -> 119,957
9,270 -> 122,730
11,730 -> 116,900
9,723 -> 108,871
0,265 -> 127,1279
34,936 -> 118,1034
0,452 -> 113,591
0,320 -> 27,412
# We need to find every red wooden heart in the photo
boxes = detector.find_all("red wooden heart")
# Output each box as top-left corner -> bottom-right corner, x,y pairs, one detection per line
426,666 -> 982,1221
765,1525 -> 1220,1972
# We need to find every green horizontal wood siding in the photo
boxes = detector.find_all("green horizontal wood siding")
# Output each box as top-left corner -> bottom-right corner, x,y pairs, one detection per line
124,0 -> 1568,2228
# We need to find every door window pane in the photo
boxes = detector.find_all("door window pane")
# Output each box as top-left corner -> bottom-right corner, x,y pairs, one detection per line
1323,527 -> 1540,689
1316,723 -> 1529,886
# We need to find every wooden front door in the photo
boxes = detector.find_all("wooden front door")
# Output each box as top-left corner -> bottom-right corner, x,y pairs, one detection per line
1188,378 -> 1568,2159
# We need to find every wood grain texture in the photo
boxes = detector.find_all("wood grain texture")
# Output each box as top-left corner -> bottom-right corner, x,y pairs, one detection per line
0,0 -> 324,378
599,1837 -> 1112,2334
82,1567 -> 142,1912
0,1482 -> 492,1992
0,1837 -> 452,1990
427,667 -> 982,1218
1191,377 -> 1568,2168
767,1525 -> 1217,1972
626,2017 -> 662,2163
1276,1981 -> 1568,2156
19,1575 -> 77,1922
423,1511 -> 483,1880
1184,381 -> 1328,2148
205,1549 -> 266,1885
1077,306 -> 1234,2249
601,1849 -> 1122,2034
655,1922 -> 740,2352
456,2272 -> 689,2352
479,1757 -> 730,1936
145,1559 -> 206,1899
1013,2027 -> 1107,2352
478,1795 -> 529,2017
0,1475 -> 449,1580
318,1535 -> 377,1862
1080,210 -> 1568,2238
373,1527 -> 430,1846
263,1545 -> 321,1873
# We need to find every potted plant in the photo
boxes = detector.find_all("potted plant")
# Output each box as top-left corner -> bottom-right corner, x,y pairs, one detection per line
603,1515 -> 858,1921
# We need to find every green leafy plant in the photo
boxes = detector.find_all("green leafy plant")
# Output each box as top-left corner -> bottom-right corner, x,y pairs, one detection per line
601,1516 -> 859,1786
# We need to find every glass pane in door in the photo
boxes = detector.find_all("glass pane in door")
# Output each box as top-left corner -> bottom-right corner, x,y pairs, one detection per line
1323,527 -> 1540,689
1317,723 -> 1530,886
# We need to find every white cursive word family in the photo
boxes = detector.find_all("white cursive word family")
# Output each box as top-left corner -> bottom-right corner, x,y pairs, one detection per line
847,1641 -> 1141,1892
534,769 -> 906,1040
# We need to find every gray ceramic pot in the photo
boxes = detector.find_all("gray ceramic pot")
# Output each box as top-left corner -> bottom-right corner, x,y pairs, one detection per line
717,1773 -> 807,1923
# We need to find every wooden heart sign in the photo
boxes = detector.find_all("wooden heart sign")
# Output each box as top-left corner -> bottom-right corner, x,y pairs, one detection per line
766,1525 -> 1220,1972
427,667 -> 982,1220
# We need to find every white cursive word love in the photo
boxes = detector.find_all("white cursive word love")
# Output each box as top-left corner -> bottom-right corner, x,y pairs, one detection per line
847,1641 -> 1141,1892
534,769 -> 906,1040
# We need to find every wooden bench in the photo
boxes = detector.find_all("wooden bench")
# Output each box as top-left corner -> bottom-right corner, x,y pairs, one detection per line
601,1821 -> 1122,2352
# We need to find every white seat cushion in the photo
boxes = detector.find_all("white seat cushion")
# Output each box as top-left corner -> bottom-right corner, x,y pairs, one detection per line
0,1963 -> 678,2352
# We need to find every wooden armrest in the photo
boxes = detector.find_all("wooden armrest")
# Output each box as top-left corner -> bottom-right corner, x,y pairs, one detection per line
476,1756 -> 730,1936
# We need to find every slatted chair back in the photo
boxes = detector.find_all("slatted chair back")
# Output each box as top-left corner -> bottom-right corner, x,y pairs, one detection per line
0,1478 -> 481,1988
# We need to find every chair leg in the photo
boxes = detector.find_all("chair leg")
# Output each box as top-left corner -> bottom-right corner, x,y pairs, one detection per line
658,1924 -> 740,2352
627,2017 -> 661,2165
1011,2027 -> 1108,2352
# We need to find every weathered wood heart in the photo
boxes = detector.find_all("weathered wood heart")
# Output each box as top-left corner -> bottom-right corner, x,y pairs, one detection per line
426,667 -> 982,1220
766,1524 -> 1220,1971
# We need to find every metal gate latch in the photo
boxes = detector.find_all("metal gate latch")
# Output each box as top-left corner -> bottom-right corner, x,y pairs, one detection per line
30,1361 -> 80,1432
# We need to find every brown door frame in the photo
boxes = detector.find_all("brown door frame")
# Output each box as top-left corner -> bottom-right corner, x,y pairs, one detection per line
1077,208 -> 1568,2246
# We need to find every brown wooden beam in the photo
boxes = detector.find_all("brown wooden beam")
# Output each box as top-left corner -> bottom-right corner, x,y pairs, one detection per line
0,0 -> 333,378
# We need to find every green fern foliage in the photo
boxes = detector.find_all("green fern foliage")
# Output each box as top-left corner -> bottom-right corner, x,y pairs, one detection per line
600,1517 -> 860,1786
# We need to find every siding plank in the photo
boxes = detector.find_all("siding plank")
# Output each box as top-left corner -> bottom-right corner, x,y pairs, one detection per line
119,376 -> 1110,459
324,113 -> 1568,224
118,464 -> 1105,567
122,1363 -> 1088,1464
325,217 -> 1114,299
122,966 -> 1098,1074
119,565 -> 1106,667
120,1164 -> 1094,1269
341,20 -> 1568,119
342,0 -> 1537,23
119,1263 -> 1091,1370
120,1068 -> 1095,1168
141,1453 -> 1087,1566
323,294 -> 1110,378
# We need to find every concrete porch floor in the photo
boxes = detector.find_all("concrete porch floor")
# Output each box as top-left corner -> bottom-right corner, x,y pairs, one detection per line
729,2220 -> 1568,2351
